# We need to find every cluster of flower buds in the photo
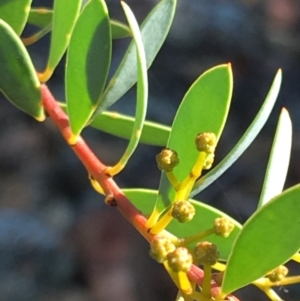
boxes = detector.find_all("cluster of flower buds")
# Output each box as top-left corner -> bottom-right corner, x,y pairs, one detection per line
195,132 -> 217,154
149,236 -> 193,274
214,217 -> 235,238
172,200 -> 196,223
194,241 -> 219,266
156,148 -> 179,172
167,247 -> 193,272
268,265 -> 289,282
149,236 -> 176,263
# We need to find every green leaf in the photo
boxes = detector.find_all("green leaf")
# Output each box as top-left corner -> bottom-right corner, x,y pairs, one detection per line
111,19 -> 131,39
27,9 -> 130,40
155,64 -> 233,213
66,0 -> 111,136
0,0 -> 32,35
92,0 -> 177,117
90,111 -> 170,146
58,102 -> 170,146
0,20 -> 45,121
191,70 -> 282,197
257,108 -> 292,209
108,2 -> 148,174
123,188 -> 242,259
222,184 -> 300,294
39,0 -> 81,82
27,8 -> 53,28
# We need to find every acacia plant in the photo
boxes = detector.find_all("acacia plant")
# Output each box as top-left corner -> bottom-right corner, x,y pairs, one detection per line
1,0 -> 300,300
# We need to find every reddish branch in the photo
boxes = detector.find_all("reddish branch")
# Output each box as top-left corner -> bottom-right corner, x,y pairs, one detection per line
40,84 -> 240,301
41,85 -> 151,240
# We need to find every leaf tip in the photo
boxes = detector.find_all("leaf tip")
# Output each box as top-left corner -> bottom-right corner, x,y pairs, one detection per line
120,0 -> 132,16
35,112 -> 46,122
67,133 -> 79,146
279,107 -> 291,125
276,68 -> 282,81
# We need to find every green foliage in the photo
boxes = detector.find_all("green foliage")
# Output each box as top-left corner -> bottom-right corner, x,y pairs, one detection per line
1,1 -> 300,300
92,0 -> 177,116
0,0 -> 31,35
27,8 -> 131,39
59,102 -> 170,146
90,111 -> 170,146
155,64 -> 233,214
66,0 -> 111,136
44,0 -> 81,81
124,189 -> 242,259
107,2 -> 148,174
0,19 -> 44,121
222,184 -> 300,294
110,19 -> 131,39
191,69 -> 282,197
27,8 -> 53,28
257,108 -> 292,208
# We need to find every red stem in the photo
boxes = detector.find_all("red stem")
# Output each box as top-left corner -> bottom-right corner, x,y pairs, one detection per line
40,84 -> 240,301
41,84 -> 151,240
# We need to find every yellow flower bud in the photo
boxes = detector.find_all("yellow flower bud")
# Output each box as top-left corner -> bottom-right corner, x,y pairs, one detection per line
214,217 -> 235,238
172,201 -> 195,223
195,132 -> 217,154
194,241 -> 219,266
149,236 -> 176,263
268,265 -> 288,282
156,148 -> 179,172
167,247 -> 193,272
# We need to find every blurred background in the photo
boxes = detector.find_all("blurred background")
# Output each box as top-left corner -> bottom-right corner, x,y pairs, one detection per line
0,0 -> 300,300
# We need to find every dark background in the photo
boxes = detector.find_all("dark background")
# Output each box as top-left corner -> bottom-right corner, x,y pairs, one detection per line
0,0 -> 300,300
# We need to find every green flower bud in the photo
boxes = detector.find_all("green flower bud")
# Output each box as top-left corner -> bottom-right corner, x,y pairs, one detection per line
149,236 -> 176,263
172,201 -> 195,223
167,247 -> 193,272
156,148 -> 179,172
214,217 -> 235,238
195,132 -> 217,154
203,153 -> 215,170
268,265 -> 289,282
194,241 -> 219,266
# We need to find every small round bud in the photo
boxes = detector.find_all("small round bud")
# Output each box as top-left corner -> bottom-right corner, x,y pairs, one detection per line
172,201 -> 195,223
195,132 -> 217,154
194,241 -> 219,266
268,265 -> 289,282
156,148 -> 179,172
203,153 -> 215,170
214,217 -> 235,238
149,236 -> 176,263
167,247 -> 193,272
